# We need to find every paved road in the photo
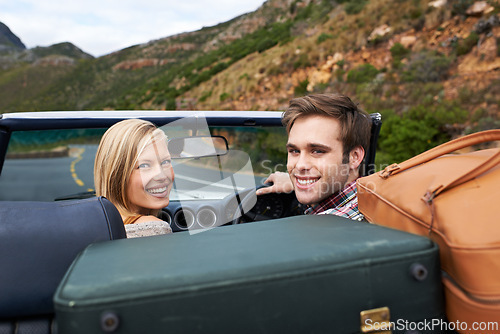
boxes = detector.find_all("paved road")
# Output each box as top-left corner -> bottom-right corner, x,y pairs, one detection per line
0,145 -> 260,202
0,145 -> 97,201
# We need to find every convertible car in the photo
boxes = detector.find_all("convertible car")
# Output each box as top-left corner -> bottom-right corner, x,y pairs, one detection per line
0,110 -> 450,334
0,110 -> 380,229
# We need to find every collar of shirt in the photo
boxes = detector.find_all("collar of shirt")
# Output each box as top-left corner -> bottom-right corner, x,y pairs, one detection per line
305,180 -> 358,215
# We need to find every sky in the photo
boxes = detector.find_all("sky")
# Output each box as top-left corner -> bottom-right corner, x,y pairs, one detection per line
0,0 -> 266,57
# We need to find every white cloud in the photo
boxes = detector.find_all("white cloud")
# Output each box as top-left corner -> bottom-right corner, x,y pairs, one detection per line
0,0 -> 265,56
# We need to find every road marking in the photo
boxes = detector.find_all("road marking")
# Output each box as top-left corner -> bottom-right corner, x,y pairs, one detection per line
70,147 -> 85,187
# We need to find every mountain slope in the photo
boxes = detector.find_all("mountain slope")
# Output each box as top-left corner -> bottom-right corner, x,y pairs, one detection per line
0,0 -> 299,111
0,22 -> 26,50
0,0 -> 498,164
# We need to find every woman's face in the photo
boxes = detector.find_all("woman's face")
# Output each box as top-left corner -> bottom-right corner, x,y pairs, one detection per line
127,137 -> 174,215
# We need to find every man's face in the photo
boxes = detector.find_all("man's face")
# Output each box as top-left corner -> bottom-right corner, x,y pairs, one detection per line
286,115 -> 350,206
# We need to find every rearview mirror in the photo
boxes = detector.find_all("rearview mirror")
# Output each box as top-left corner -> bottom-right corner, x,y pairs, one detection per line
168,136 -> 229,159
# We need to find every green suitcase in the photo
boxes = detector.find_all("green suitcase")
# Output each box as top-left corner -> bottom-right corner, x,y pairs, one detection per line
54,215 -> 445,333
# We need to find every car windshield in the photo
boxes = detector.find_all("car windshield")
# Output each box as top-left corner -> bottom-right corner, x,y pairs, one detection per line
0,125 -> 287,202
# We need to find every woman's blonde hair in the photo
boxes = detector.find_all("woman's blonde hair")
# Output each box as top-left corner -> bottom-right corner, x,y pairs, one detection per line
94,119 -> 166,217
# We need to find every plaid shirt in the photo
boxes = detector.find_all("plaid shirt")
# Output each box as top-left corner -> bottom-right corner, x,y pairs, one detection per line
304,181 -> 364,221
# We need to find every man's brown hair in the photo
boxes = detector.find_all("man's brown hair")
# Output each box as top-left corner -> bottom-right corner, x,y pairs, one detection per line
282,93 -> 372,163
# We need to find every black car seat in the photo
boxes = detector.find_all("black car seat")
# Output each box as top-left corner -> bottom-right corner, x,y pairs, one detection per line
0,197 -> 126,334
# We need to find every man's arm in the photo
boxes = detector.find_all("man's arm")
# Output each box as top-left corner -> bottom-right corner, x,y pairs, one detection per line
256,172 -> 294,195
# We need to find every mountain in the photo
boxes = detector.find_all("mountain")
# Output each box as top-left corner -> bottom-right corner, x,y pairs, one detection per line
30,42 -> 93,60
0,0 -> 498,164
0,21 -> 26,51
0,22 -> 94,110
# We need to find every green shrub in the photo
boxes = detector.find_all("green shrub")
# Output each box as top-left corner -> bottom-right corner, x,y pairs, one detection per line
335,68 -> 345,82
376,102 -> 470,164
293,54 -> 311,70
314,82 -> 329,92
257,38 -> 278,53
295,2 -> 314,20
295,0 -> 334,22
401,50 -> 451,82
239,73 -> 250,80
409,8 -> 423,19
467,117 -> 500,133
317,33 -> 334,44
191,70 -> 211,86
210,62 -> 228,74
456,32 -> 479,56
219,92 -> 230,102
405,82 -> 444,106
166,99 -> 176,110
451,0 -> 474,16
294,79 -> 309,96
344,0 -> 368,14
268,66 -> 284,76
218,21 -> 292,62
408,102 -> 468,125
198,90 -> 212,102
469,107 -> 488,124
346,63 -> 379,83
390,43 -> 410,68
378,111 -> 440,163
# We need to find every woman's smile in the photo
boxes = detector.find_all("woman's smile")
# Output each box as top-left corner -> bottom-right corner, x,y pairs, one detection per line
146,184 -> 169,196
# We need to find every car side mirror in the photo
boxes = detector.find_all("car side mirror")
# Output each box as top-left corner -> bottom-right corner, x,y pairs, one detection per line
168,136 -> 229,159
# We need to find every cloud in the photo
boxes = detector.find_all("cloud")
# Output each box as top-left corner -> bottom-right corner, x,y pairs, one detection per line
0,0 -> 265,56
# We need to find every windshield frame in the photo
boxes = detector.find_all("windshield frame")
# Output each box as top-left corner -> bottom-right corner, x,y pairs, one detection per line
0,110 -> 284,176
0,112 -> 287,202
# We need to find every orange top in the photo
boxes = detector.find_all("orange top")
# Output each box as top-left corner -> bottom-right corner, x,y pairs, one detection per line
123,215 -> 142,225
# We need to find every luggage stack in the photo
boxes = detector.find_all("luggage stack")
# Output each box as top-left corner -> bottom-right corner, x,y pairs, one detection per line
54,215 -> 446,334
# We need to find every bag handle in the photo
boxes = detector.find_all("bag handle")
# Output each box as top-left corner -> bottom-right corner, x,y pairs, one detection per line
380,129 -> 500,200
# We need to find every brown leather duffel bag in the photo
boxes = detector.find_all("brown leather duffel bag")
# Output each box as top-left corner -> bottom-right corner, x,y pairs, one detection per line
357,129 -> 500,332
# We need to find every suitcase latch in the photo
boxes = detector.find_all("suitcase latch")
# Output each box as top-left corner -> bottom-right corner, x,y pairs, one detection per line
360,307 -> 392,334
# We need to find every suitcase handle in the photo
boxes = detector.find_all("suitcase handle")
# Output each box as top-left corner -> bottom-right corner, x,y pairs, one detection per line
380,129 -> 500,199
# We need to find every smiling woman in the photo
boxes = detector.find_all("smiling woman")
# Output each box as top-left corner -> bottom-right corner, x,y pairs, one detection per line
94,119 -> 173,237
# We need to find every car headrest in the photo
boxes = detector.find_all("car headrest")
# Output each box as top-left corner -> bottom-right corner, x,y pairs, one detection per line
0,196 -> 126,319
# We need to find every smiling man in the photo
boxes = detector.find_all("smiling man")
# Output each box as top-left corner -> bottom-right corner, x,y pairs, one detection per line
257,93 -> 372,220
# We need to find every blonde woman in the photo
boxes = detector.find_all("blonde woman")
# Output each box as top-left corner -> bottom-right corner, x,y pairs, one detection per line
94,119 -> 173,237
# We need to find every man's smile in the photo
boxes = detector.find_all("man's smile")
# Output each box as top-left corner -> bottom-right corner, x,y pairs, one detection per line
294,176 -> 320,189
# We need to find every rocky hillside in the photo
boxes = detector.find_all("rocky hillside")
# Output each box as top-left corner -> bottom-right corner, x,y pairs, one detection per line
0,22 -> 26,51
0,0 -> 498,164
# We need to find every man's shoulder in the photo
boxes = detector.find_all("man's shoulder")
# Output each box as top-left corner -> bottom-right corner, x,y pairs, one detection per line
318,195 -> 364,221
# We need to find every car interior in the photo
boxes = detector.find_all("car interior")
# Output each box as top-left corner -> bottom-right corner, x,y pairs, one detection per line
165,113 -> 382,231
0,112 -> 382,333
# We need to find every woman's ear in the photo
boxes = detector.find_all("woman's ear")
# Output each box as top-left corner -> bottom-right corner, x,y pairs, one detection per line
349,146 -> 365,170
